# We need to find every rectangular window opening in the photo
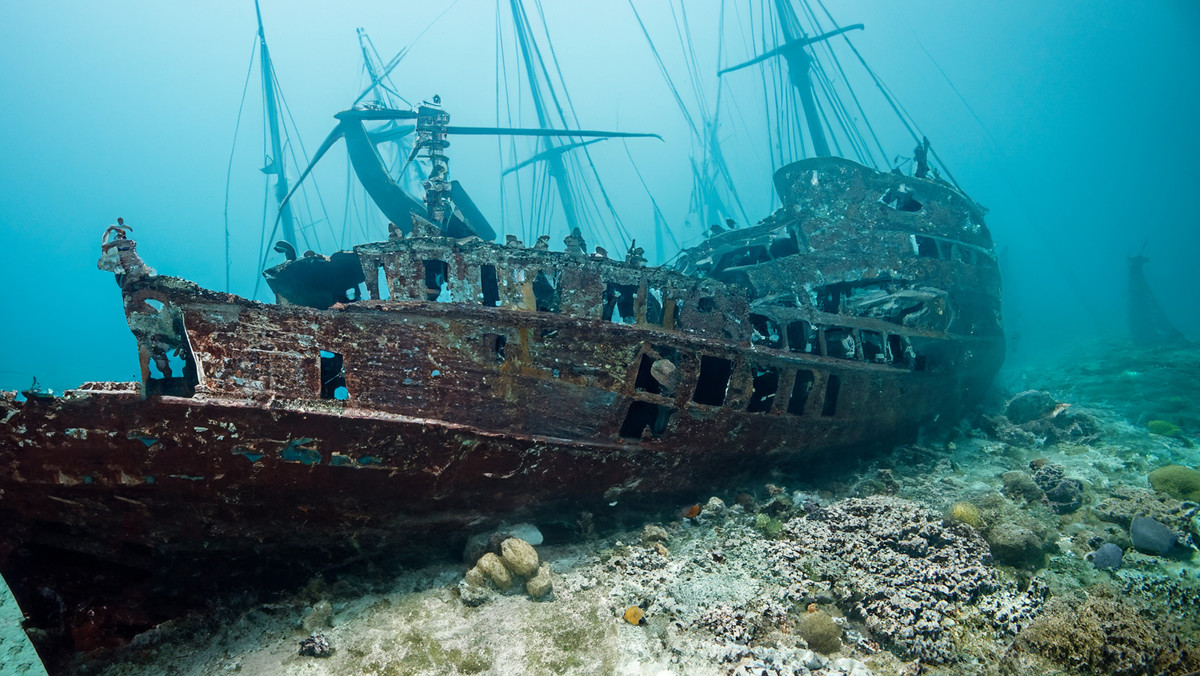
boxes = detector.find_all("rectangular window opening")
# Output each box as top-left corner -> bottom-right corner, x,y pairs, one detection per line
320,349 -> 348,400
640,345 -> 681,394
693,355 -> 733,406
824,327 -> 856,359
910,338 -> 932,372
480,264 -> 500,307
533,270 -> 559,312
861,330 -> 885,363
788,370 -> 815,415
749,314 -> 782,349
887,334 -> 911,367
746,366 -> 779,413
818,286 -> 842,313
787,321 -> 815,353
647,287 -> 665,325
603,282 -> 638,323
376,264 -> 391,300
619,401 -> 674,439
423,259 -> 450,302
821,374 -> 840,417
914,235 -> 939,259
634,354 -> 661,394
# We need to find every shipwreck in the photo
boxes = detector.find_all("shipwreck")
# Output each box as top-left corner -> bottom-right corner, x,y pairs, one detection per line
0,0 -> 1002,661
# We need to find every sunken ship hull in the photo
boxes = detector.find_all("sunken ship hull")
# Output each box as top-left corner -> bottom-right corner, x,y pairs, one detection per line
0,156 -> 1002,646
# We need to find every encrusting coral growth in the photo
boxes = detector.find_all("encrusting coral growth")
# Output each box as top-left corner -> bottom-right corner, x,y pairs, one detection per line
1009,584 -> 1200,675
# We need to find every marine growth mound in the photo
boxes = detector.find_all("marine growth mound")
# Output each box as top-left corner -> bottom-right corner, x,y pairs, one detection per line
777,495 -> 997,662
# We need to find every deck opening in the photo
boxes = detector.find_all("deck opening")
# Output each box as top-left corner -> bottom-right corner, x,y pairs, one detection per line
480,264 -> 500,306
788,370 -> 815,415
698,297 -> 716,313
746,366 -> 779,412
376,264 -> 391,300
693,355 -> 732,406
533,270 -> 558,312
821,374 -> 841,417
749,314 -> 782,349
787,321 -> 815,353
320,350 -> 348,400
603,282 -> 638,323
619,401 -> 673,439
423,259 -> 450,301
483,333 -> 507,362
861,330 -> 885,363
824,327 -> 856,359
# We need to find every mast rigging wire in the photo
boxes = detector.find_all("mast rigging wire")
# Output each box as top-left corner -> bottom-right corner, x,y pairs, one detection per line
223,37 -> 259,293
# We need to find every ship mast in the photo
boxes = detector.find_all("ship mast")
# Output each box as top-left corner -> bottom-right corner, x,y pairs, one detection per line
255,0 -> 298,248
507,0 -> 580,236
718,3 -> 862,160
772,0 -> 829,158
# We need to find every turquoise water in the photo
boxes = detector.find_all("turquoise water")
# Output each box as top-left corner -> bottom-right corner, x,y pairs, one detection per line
1,2 -> 1198,674
0,1 -> 1197,393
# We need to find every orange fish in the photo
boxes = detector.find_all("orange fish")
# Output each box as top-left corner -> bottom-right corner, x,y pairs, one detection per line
683,503 -> 701,518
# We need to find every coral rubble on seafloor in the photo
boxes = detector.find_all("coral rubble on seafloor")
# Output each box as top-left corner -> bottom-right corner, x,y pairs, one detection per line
54,342 -> 1200,675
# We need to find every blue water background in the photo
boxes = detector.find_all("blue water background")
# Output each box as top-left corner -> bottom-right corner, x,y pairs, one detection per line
0,0 -> 1196,392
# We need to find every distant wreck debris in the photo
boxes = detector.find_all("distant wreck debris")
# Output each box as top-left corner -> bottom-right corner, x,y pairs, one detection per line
1127,252 -> 1183,347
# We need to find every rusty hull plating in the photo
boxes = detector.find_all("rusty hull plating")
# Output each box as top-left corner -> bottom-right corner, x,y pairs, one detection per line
0,156 -> 1002,648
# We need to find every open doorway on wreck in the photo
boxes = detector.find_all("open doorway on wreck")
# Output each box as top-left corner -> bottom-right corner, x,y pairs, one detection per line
423,259 -> 451,302
480,264 -> 500,307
